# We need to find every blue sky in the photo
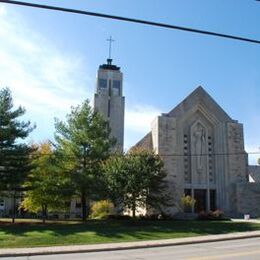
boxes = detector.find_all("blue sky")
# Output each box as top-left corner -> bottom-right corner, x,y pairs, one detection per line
0,0 -> 259,164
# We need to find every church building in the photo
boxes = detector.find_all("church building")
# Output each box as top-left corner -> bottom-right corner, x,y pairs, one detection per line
134,86 -> 260,217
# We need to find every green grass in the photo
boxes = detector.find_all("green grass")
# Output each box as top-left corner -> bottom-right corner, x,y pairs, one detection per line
0,219 -> 260,248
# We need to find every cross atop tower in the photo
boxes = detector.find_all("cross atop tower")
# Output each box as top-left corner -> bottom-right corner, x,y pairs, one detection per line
106,36 -> 114,64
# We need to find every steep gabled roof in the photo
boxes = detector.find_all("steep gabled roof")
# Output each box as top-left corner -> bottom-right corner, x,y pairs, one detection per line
248,166 -> 260,183
132,86 -> 235,149
133,132 -> 153,151
168,86 -> 232,122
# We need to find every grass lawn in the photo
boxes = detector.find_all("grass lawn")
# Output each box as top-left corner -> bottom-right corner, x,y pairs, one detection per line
0,219 -> 260,248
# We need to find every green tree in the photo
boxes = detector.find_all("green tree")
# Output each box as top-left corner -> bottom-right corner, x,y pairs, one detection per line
21,142 -> 72,223
54,100 -> 113,221
102,153 -> 127,213
104,148 -> 171,218
0,87 -> 34,222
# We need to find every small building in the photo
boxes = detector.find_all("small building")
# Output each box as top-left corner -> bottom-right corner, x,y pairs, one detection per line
0,196 -> 21,218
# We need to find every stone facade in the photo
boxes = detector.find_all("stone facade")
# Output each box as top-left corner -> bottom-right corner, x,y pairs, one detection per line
135,86 -> 260,217
236,183 -> 260,217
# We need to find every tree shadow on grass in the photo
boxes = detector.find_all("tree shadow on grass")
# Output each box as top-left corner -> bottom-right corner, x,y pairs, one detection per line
0,220 -> 260,247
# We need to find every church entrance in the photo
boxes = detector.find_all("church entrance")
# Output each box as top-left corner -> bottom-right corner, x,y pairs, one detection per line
184,188 -> 216,213
194,189 -> 207,212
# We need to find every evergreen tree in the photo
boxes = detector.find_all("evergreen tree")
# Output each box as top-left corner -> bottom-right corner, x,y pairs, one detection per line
0,87 -> 34,222
54,100 -> 113,221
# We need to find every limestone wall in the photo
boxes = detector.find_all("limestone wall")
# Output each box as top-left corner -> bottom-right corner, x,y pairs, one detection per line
109,95 -> 125,152
151,115 -> 182,215
236,183 -> 260,217
94,93 -> 109,120
226,122 -> 248,213
94,93 -> 125,153
227,122 -> 248,183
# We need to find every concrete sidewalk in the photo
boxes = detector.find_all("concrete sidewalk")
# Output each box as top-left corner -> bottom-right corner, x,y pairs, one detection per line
1,230 -> 260,258
231,218 -> 260,224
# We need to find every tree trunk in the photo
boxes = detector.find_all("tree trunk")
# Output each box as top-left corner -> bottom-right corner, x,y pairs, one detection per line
81,191 -> 87,222
42,204 -> 47,224
12,191 -> 16,224
132,200 -> 136,218
81,147 -> 88,222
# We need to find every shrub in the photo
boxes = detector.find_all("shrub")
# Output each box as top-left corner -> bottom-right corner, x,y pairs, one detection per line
197,209 -> 226,220
197,210 -> 209,220
180,195 -> 196,213
137,212 -> 174,221
144,214 -> 160,220
90,200 -> 114,219
107,214 -> 132,220
212,209 -> 224,219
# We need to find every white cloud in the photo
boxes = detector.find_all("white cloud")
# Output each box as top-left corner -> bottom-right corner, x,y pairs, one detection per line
0,6 -> 92,115
0,6 -> 6,16
0,6 -> 161,146
0,6 -> 96,142
245,144 -> 260,166
125,105 -> 160,134
124,104 -> 160,149
244,116 -> 260,165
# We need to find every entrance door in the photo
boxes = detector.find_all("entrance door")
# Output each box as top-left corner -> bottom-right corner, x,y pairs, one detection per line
194,189 -> 207,212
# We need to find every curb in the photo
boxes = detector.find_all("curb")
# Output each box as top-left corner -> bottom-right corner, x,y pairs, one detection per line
1,231 -> 260,257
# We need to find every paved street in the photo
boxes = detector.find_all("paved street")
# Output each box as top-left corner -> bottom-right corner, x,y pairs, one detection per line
2,237 -> 260,260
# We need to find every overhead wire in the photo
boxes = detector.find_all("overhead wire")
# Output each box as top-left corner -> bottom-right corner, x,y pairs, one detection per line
0,0 -> 259,160
0,0 -> 260,45
1,151 -> 260,160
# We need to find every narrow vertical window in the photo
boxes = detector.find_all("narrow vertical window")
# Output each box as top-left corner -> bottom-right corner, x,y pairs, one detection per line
183,134 -> 190,183
108,79 -> 112,96
108,99 -> 111,117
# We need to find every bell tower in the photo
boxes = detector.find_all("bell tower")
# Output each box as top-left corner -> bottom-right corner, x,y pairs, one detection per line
94,37 -> 125,152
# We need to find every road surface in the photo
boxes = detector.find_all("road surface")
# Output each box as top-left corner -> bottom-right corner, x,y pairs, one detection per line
2,237 -> 260,260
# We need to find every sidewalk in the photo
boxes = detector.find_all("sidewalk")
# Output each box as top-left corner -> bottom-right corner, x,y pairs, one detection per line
231,218 -> 260,224
1,230 -> 260,257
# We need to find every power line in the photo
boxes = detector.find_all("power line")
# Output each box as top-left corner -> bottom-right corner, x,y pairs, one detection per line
1,0 -> 260,45
1,151 -> 260,160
